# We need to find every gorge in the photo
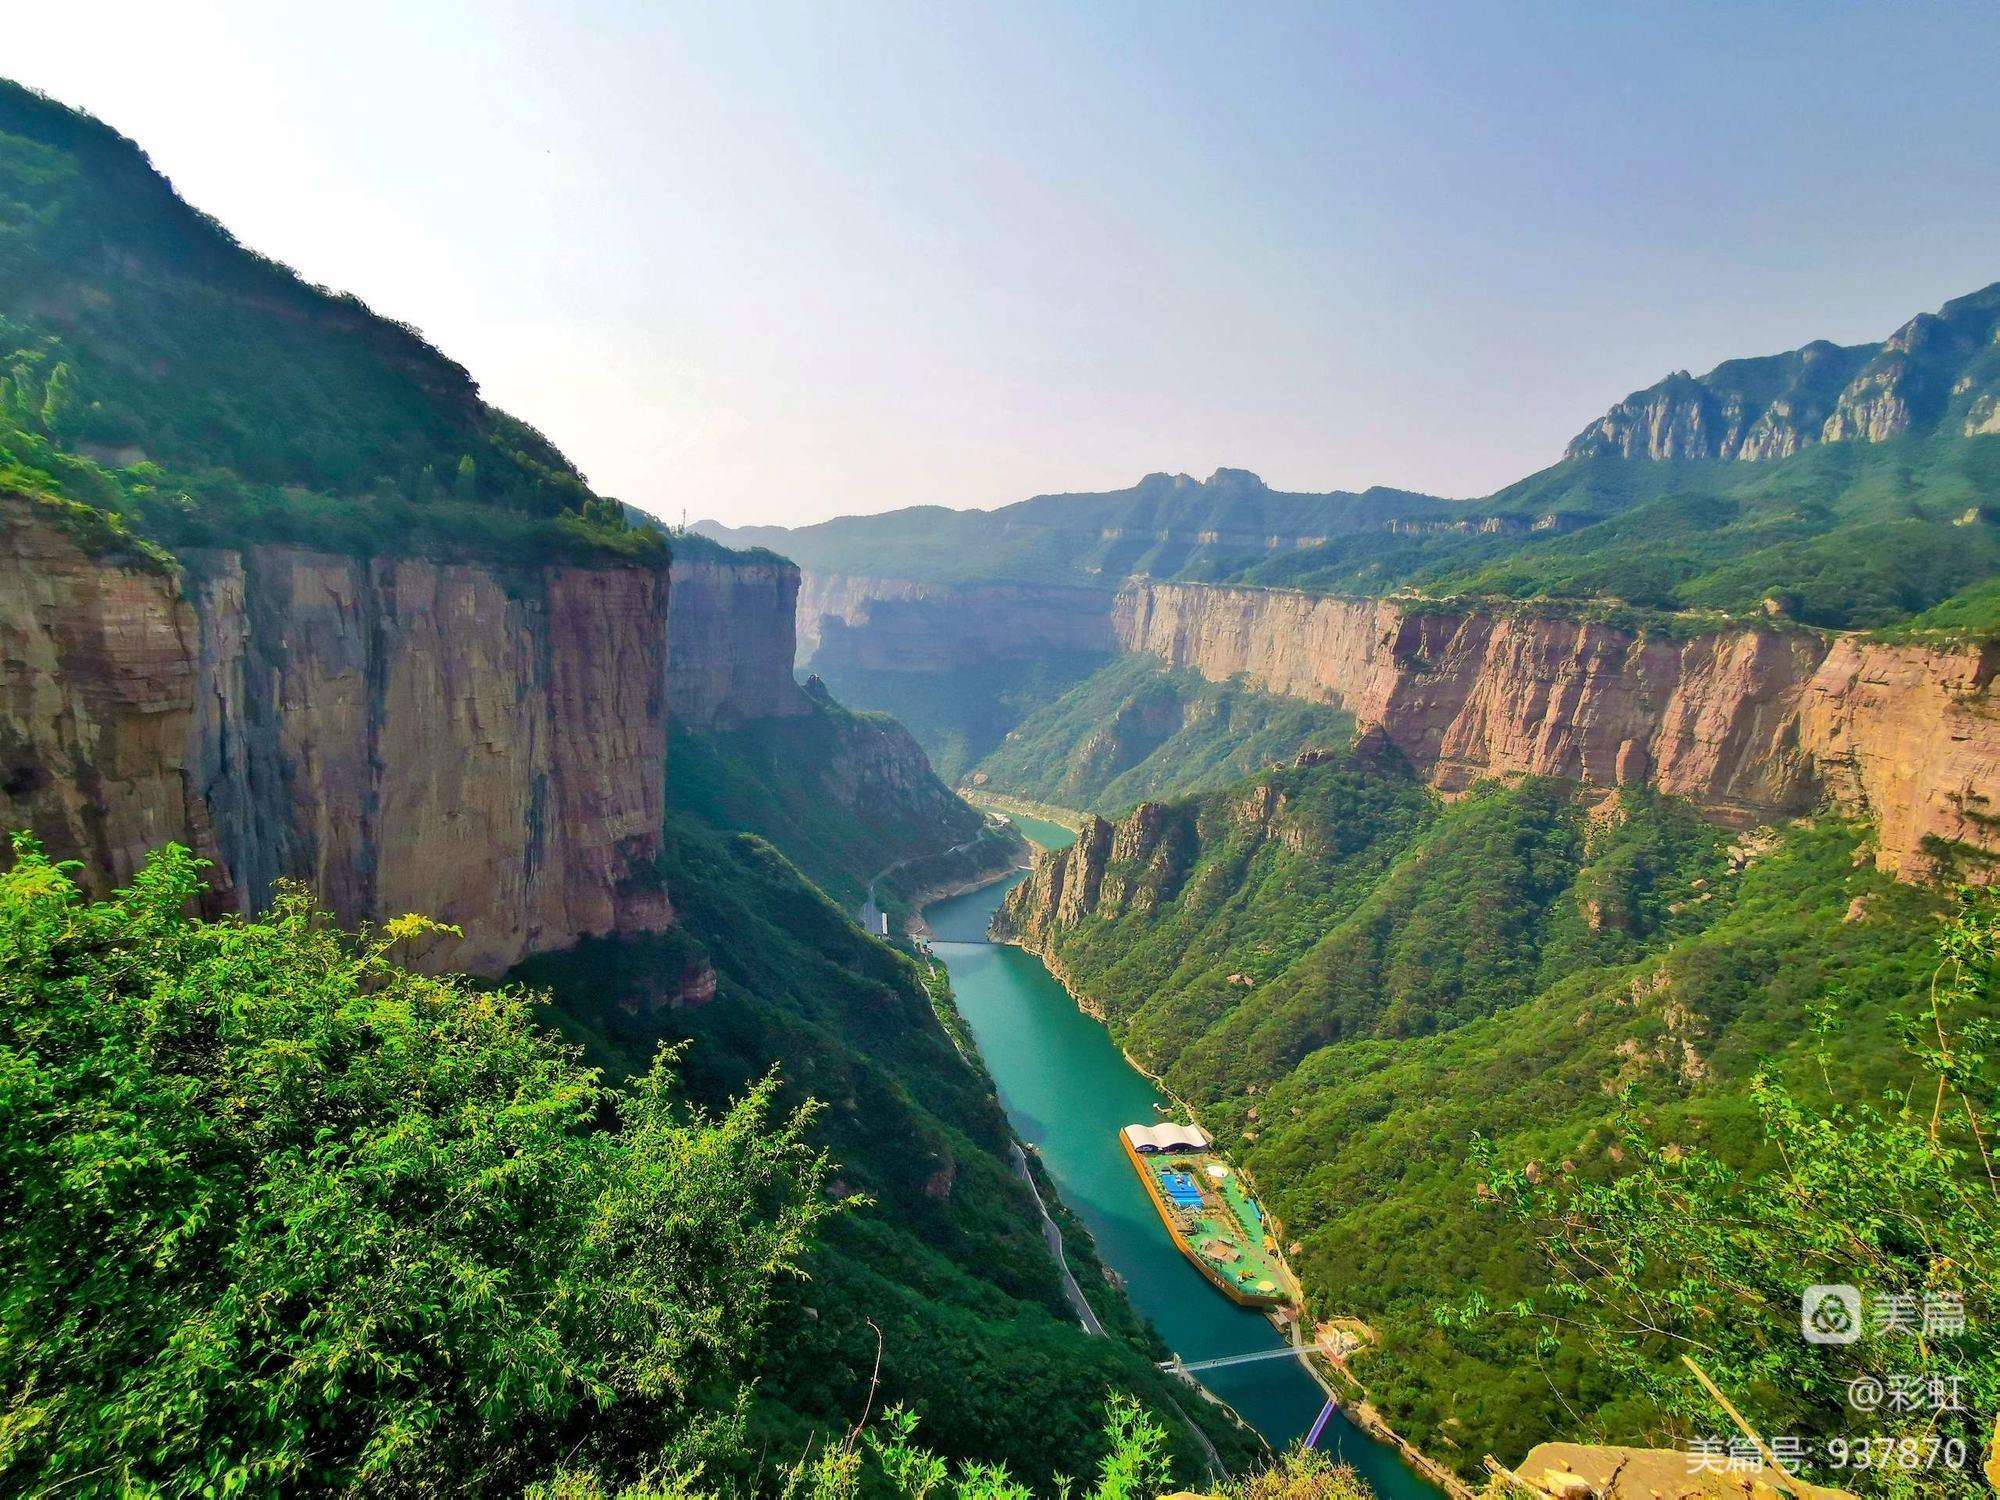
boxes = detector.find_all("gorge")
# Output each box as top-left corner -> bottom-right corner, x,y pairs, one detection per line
5,59 -> 2000,1500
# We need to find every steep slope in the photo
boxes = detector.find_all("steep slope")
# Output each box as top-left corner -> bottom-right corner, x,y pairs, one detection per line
1113,579 -> 2000,880
996,751 -> 1948,1480
669,685 -> 1019,910
0,491 -> 672,974
967,653 -> 1355,813
1568,282 -> 2000,461
0,79 -> 589,516
516,816 -> 1258,1487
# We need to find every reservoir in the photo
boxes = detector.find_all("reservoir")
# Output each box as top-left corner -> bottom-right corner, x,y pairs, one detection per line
925,852 -> 1442,1499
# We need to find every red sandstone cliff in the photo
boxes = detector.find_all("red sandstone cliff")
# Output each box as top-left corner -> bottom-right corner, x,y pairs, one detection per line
1113,578 -> 1998,879
1,496 -> 673,973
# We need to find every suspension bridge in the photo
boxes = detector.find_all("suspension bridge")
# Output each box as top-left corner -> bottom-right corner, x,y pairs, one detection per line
1160,1344 -> 1317,1374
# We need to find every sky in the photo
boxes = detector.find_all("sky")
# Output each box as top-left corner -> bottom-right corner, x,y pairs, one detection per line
11,2 -> 1999,526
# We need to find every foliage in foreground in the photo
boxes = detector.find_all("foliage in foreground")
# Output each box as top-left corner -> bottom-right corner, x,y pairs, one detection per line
1488,890 -> 2000,1496
0,840 -> 834,1495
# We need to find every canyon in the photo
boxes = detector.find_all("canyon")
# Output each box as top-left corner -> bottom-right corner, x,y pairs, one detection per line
788,567 -> 2000,881
1115,579 -> 2000,878
0,494 -> 822,973
797,570 -> 1115,671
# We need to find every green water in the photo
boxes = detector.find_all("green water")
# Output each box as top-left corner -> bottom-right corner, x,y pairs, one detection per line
925,872 -> 1442,1499
1000,810 -> 1077,851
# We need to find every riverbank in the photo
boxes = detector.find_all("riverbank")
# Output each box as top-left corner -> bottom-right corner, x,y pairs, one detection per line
926,869 -> 1443,1499
960,788 -> 1091,832
982,881 -> 1461,1499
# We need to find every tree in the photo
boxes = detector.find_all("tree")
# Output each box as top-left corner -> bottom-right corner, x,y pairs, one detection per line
455,452 -> 479,501
1482,889 -> 2000,1497
0,839 -> 836,1496
37,360 -> 76,436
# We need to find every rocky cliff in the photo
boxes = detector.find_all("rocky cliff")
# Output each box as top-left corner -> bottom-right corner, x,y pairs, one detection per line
1567,281 -> 2000,461
1113,578 -> 2000,879
667,555 -> 809,728
1,496 -> 673,973
796,572 -> 1115,670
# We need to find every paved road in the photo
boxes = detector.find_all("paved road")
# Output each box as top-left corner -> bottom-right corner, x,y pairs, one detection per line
857,831 -> 997,938
1010,1142 -> 1105,1336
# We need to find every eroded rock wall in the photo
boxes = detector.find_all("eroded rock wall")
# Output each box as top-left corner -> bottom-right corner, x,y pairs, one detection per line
0,503 -> 214,888
667,556 -> 809,728
1113,578 -> 1999,879
1,497 -> 673,973
796,571 -> 1115,672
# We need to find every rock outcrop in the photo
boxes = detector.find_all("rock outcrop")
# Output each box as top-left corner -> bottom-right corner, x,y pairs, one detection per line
0,502 -> 213,889
1,496 -> 673,973
1113,578 -> 2000,880
796,572 -> 1115,671
1566,281 -> 2000,461
668,555 -> 809,728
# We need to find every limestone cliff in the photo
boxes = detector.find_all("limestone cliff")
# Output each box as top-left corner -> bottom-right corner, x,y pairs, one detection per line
1,496 -> 673,973
1567,281 -> 2000,461
1113,578 -> 1999,879
667,555 -> 809,728
795,571 -> 1114,671
0,501 -> 214,889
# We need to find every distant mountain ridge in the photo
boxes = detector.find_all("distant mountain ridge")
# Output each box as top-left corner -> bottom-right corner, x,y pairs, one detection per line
694,467 -> 1454,587
1568,281 -> 2000,462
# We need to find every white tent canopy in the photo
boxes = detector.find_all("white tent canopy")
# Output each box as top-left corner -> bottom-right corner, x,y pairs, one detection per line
1123,1122 -> 1211,1154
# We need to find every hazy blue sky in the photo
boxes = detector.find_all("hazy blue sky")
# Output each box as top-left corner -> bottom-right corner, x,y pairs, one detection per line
13,3 -> 1999,525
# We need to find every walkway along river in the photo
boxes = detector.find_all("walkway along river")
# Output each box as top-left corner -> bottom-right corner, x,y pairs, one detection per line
924,839 -> 1443,1500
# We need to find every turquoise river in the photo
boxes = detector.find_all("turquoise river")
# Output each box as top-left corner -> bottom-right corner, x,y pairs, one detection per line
924,817 -> 1441,1498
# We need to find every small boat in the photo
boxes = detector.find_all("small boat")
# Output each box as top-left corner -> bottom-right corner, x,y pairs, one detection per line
1120,1122 -> 1299,1310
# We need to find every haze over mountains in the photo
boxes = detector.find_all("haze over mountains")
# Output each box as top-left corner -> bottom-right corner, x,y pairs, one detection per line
702,278 -> 2000,631
3,65 -> 1998,1500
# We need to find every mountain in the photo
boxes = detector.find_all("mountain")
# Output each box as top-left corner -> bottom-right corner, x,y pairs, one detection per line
1567,282 -> 2000,461
0,80 -> 1247,1491
994,748 -> 1958,1482
698,467 -> 1451,589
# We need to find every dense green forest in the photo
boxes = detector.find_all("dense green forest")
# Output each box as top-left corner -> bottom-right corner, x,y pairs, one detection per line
1003,751 -> 1972,1486
0,837 -> 1333,1496
667,690 -> 1020,912
968,654 -> 1354,814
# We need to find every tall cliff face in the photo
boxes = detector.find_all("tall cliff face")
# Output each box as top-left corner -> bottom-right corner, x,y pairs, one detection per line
1113,578 -> 2000,879
1566,281 -> 2000,461
667,556 -> 809,728
2,498 -> 673,974
796,572 -> 1115,670
0,501 -> 214,888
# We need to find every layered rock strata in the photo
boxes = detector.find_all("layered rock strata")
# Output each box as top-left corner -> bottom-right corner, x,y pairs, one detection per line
1113,578 -> 1999,879
795,572 -> 1115,671
668,555 -> 809,727
1,497 -> 673,973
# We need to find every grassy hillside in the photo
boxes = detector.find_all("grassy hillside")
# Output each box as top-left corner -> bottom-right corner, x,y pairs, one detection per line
516,816 -> 1258,1487
1227,434 -> 2000,633
969,654 -> 1355,813
1005,753 -> 1949,1480
667,692 -> 1000,909
0,79 -> 664,567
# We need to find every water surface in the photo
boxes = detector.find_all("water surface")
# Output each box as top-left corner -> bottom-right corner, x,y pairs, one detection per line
926,868 -> 1440,1498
